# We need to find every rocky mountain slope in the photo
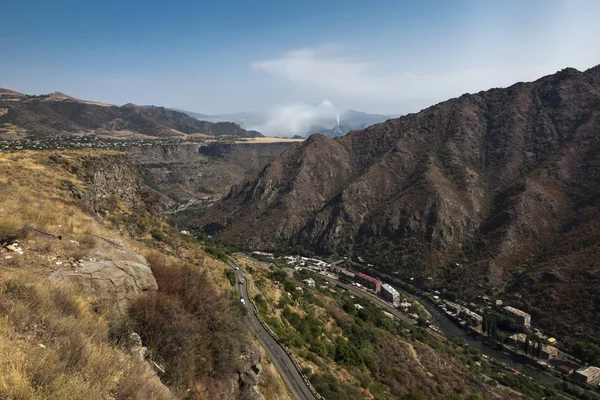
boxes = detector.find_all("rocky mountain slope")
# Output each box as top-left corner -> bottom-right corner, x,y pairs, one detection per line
201,66 -> 600,342
0,89 -> 262,140
128,140 -> 299,203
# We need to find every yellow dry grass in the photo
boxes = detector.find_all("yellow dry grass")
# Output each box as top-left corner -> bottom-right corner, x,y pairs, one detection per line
0,273 -> 171,400
0,151 -> 121,261
0,150 -> 174,399
0,149 -> 286,399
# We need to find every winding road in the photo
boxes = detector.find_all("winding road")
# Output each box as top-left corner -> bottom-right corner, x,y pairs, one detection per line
228,260 -> 317,400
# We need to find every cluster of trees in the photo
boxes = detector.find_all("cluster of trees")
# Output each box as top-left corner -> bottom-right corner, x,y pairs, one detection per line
572,341 -> 600,366
482,310 -> 526,339
309,373 -> 363,400
522,335 -> 545,359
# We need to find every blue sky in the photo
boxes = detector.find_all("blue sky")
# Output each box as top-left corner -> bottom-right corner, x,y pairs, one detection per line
2,0 -> 599,118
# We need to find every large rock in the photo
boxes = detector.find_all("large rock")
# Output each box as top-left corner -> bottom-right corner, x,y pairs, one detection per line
50,236 -> 158,308
237,347 -> 266,400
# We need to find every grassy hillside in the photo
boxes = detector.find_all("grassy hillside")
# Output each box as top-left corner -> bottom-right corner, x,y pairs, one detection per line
0,150 -> 288,399
235,256 -> 514,400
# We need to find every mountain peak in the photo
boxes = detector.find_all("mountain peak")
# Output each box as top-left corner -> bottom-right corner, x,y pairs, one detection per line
45,91 -> 75,101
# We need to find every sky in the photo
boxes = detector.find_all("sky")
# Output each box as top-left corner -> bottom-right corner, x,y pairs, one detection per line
2,0 -> 600,132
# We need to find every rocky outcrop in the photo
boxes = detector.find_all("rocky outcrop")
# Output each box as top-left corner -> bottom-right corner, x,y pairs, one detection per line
128,141 -> 300,202
202,66 -> 600,341
50,236 -> 158,309
237,347 -> 266,400
75,154 -> 151,214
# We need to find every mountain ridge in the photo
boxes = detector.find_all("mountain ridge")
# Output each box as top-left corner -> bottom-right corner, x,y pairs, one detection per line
201,65 -> 600,342
0,89 -> 262,139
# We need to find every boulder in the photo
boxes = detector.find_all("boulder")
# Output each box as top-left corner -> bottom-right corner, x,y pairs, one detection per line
237,347 -> 266,400
49,235 -> 158,309
50,259 -> 157,308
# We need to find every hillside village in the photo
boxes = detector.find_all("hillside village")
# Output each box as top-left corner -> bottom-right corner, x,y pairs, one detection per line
252,252 -> 600,388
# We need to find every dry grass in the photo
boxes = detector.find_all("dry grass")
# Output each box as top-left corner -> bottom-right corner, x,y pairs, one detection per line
0,151 -> 121,257
0,274 -> 171,399
0,150 -> 262,399
0,151 -> 173,399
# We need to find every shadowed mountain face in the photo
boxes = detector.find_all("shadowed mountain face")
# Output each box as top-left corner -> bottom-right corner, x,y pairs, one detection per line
0,90 -> 262,139
202,66 -> 600,341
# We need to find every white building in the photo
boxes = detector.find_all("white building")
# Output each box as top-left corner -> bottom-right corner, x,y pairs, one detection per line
381,284 -> 400,307
303,278 -> 316,288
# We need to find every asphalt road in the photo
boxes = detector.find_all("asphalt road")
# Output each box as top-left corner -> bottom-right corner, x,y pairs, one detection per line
228,260 -> 316,400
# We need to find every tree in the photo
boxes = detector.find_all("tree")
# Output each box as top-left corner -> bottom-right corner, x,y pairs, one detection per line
572,341 -> 600,365
402,389 -> 426,400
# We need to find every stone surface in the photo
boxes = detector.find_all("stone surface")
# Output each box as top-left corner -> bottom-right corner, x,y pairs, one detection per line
237,347 -> 266,400
49,236 -> 157,309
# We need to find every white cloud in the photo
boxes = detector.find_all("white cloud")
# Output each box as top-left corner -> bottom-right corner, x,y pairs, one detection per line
251,44 -> 600,115
251,46 -> 391,100
248,101 -> 338,137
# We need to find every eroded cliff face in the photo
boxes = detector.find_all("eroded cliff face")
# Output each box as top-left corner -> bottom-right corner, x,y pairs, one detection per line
128,141 -> 299,203
202,66 -> 600,341
50,152 -> 155,215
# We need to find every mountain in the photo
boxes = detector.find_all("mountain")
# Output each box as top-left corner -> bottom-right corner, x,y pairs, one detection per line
0,90 -> 262,139
174,108 -> 392,138
306,110 -> 392,138
172,109 -> 266,126
201,66 -> 600,342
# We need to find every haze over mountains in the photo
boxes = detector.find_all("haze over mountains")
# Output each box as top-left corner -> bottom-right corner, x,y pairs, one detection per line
201,66 -> 600,342
174,104 -> 394,138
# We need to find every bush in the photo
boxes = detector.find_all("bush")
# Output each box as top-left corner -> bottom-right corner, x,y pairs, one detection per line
224,268 -> 236,286
122,254 -> 249,395
150,228 -> 166,242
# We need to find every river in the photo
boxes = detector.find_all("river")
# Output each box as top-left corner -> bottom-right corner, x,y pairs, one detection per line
419,298 -> 559,384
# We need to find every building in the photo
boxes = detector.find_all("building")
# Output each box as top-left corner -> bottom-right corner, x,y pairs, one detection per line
557,362 -> 580,375
355,272 -> 382,292
331,265 -> 355,278
462,309 -> 483,326
573,366 -> 600,383
541,345 -> 560,360
303,278 -> 315,288
381,283 -> 400,307
503,306 -> 531,327
508,333 -> 527,346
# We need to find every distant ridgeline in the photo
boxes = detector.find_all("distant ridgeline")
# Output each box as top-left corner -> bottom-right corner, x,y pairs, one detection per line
0,88 -> 263,140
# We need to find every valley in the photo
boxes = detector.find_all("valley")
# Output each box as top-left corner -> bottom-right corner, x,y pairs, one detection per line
1,66 -> 599,400
4,2 -> 600,399
199,66 -> 600,348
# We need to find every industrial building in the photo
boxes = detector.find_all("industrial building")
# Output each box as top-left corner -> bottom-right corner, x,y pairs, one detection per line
355,272 -> 382,292
381,283 -> 400,307
503,306 -> 531,327
573,366 -> 600,383
541,345 -> 560,360
330,265 -> 356,278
